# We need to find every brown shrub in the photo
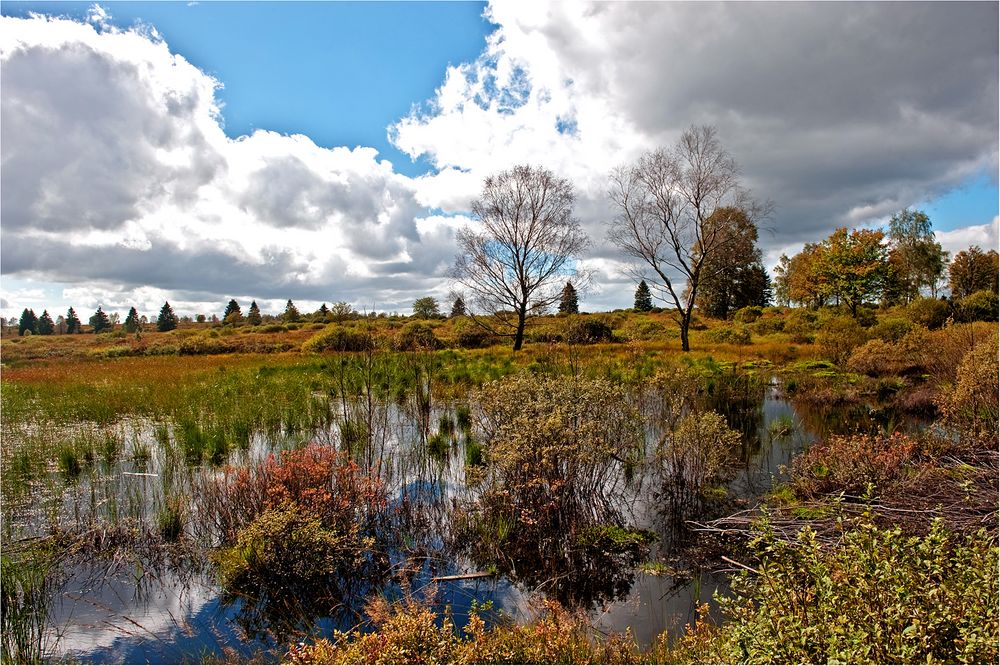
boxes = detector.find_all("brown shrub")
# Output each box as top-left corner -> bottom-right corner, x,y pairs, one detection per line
791,432 -> 921,498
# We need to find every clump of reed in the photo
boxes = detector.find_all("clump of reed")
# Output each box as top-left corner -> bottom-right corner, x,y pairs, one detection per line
1,546 -> 59,664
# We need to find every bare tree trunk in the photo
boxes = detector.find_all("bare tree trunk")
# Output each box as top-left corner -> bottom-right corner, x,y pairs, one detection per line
680,311 -> 691,352
513,305 -> 527,351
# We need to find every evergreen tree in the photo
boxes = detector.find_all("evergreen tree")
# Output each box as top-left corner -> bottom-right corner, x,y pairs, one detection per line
123,307 -> 141,333
283,299 -> 301,323
694,207 -> 770,319
246,300 -> 263,326
558,282 -> 579,315
634,281 -> 653,311
17,308 -> 37,336
65,307 -> 81,334
223,299 -> 243,324
36,310 -> 54,335
317,303 -> 329,321
450,296 -> 466,318
157,301 -> 178,332
90,307 -> 112,334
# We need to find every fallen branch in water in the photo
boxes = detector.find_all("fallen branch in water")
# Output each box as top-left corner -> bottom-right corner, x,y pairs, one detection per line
431,572 -> 496,582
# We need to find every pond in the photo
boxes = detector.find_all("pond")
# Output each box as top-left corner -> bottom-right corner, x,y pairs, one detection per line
3,373 -> 926,663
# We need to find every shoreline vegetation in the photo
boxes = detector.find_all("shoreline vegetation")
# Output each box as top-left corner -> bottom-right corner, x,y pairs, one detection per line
1,304 -> 997,664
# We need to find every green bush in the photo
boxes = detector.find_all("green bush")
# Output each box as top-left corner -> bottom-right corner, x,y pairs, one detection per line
564,318 -> 615,344
784,309 -> 818,343
657,410 -> 740,518
855,304 -> 878,327
215,503 -> 368,598
733,306 -> 762,323
394,322 -> 442,351
706,325 -> 752,345
907,297 -> 950,329
752,314 -> 785,335
302,325 -> 374,353
710,517 -> 999,664
815,315 -> 867,365
451,319 -> 497,349
619,318 -> 669,341
870,317 -> 913,342
956,290 -> 999,322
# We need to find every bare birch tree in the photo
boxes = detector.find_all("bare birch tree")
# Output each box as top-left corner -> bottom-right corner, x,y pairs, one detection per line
452,165 -> 589,351
607,125 -> 769,351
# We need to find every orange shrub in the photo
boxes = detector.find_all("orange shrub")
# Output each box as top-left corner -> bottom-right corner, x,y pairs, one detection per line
791,432 -> 920,498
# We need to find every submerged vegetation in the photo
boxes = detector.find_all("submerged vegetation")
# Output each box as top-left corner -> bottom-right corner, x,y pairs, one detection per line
1,304 -> 996,664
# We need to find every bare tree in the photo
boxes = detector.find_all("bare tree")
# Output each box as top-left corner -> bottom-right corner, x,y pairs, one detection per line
607,125 -> 769,351
452,165 -> 589,351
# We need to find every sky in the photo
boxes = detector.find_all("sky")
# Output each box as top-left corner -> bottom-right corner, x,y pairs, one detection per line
1,1 -> 997,320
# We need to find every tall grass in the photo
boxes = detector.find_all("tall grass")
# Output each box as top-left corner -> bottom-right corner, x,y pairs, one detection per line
1,547 -> 58,664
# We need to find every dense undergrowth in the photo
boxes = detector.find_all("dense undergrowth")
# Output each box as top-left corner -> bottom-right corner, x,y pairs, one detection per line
288,515 -> 998,665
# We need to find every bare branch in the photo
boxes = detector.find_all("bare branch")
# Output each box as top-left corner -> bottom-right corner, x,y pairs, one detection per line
452,165 -> 589,351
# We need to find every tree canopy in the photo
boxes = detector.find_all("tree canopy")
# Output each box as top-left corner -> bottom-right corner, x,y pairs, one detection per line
776,227 -> 890,316
283,299 -> 301,323
36,310 -> 54,335
412,297 -> 441,319
949,246 -> 999,298
223,299 -> 243,324
885,208 -> 948,302
247,300 -> 263,326
157,301 -> 178,332
694,207 -> 771,319
558,282 -> 579,315
123,306 -> 141,333
633,281 -> 653,312
452,164 -> 588,351
607,125 -> 768,350
90,307 -> 112,334
17,308 -> 37,336
65,307 -> 81,334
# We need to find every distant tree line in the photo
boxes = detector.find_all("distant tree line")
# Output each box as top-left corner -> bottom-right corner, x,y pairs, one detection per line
773,209 -> 997,317
3,294 -> 483,337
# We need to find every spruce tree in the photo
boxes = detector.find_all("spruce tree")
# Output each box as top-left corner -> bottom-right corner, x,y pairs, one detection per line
123,307 -> 141,333
634,280 -> 653,311
283,299 -> 301,323
65,307 -> 81,334
36,310 -> 54,335
558,282 -> 579,315
223,299 -> 243,324
450,296 -> 466,318
246,300 -> 263,326
17,308 -> 37,336
317,303 -> 329,321
157,301 -> 178,332
90,307 -> 112,334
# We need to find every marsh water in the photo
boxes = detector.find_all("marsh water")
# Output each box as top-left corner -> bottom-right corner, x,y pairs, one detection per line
4,375 -> 923,664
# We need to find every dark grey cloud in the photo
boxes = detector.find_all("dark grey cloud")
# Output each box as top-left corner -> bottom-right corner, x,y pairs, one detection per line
588,2 -> 997,244
389,1 -> 997,310
1,40 -> 223,233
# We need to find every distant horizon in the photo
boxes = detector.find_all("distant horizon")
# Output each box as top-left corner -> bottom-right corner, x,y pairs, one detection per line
2,1 -> 997,319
